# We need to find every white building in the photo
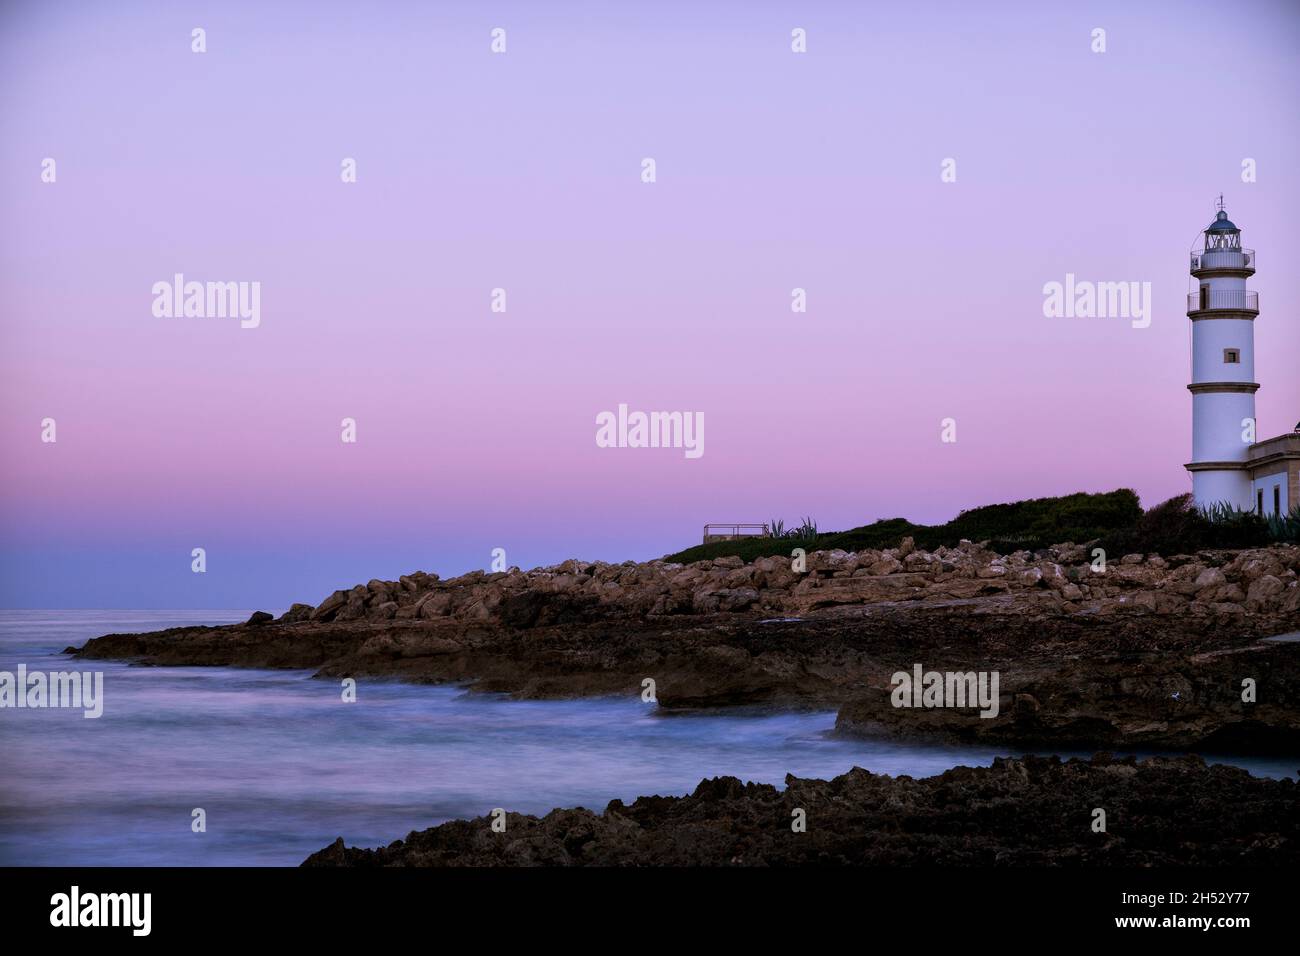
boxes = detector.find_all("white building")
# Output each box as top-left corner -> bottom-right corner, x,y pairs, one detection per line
1186,202 -> 1299,515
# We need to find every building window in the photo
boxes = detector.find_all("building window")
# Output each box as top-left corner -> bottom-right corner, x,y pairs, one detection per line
1275,486 -> 1282,516
1257,489 -> 1264,515
1223,348 -> 1240,364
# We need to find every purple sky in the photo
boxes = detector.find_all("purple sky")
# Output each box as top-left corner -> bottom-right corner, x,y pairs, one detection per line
2,0 -> 1298,608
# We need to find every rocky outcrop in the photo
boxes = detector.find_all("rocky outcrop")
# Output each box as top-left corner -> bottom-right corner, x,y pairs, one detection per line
72,542 -> 1300,750
271,542 -> 1300,629
302,754 -> 1300,867
835,646 -> 1300,752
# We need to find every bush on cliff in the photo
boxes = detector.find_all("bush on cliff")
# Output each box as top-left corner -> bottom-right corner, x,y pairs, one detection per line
664,489 -> 1143,563
1097,493 -> 1296,556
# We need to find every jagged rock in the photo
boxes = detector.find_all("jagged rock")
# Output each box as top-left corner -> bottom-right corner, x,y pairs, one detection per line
419,592 -> 453,619
716,588 -> 759,612
303,755 -> 1300,867
312,590 -> 349,622
869,557 -> 902,576
279,603 -> 314,623
1194,567 -> 1227,592
1246,575 -> 1285,611
246,611 -> 274,626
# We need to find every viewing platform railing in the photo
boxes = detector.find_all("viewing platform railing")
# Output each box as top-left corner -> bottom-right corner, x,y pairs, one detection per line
702,523 -> 769,543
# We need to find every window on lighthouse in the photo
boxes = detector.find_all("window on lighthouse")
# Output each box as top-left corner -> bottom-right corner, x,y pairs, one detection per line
1224,348 -> 1240,364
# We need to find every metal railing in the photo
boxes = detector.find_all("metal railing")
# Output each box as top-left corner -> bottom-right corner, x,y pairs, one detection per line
1188,290 -> 1258,313
702,523 -> 769,542
1190,249 -> 1254,272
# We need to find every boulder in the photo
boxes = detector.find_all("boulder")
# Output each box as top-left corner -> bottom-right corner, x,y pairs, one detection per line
279,603 -> 313,624
1245,575 -> 1285,612
1193,568 -> 1227,593
312,589 -> 349,621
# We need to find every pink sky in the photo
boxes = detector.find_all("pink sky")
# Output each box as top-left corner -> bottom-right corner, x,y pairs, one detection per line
2,0 -> 1298,607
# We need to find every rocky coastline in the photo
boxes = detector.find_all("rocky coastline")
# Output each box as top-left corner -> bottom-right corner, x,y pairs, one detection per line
72,539 -> 1300,866
303,754 -> 1300,866
73,539 -> 1300,752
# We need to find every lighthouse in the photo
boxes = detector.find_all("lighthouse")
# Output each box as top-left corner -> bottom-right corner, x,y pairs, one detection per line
1186,200 -> 1259,510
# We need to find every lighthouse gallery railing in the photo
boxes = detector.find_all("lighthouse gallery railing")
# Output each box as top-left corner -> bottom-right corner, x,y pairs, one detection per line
1187,290 -> 1259,313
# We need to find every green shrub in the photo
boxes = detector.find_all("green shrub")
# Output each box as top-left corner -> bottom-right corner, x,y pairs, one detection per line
1264,505 -> 1300,544
665,489 -> 1142,563
1096,493 -> 1281,556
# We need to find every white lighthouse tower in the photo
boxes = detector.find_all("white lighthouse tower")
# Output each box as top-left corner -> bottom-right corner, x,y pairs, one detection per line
1186,199 -> 1258,510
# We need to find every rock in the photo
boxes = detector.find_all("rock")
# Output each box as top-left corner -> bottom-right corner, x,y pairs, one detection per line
1204,583 -> 1246,604
303,755 -> 1300,867
279,603 -> 313,623
1193,568 -> 1227,593
1018,568 -> 1043,587
312,590 -> 349,621
415,592 -> 450,619
69,545 -> 1300,759
335,586 -> 369,622
808,550 -> 852,573
692,589 -> 721,614
1246,575 -> 1285,611
716,588 -> 759,612
246,611 -> 274,626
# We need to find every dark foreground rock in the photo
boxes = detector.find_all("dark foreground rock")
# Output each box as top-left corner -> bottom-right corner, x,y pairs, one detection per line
303,754 -> 1299,866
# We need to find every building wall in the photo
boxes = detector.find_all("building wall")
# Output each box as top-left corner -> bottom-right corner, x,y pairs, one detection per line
1246,434 -> 1300,516
1250,467 -> 1290,516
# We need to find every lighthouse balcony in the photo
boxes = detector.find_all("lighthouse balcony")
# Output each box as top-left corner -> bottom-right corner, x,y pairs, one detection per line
1187,289 -> 1258,314
1190,249 -> 1254,275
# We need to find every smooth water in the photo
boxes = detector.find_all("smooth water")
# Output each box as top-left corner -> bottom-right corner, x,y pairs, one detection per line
0,610 -> 1294,866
